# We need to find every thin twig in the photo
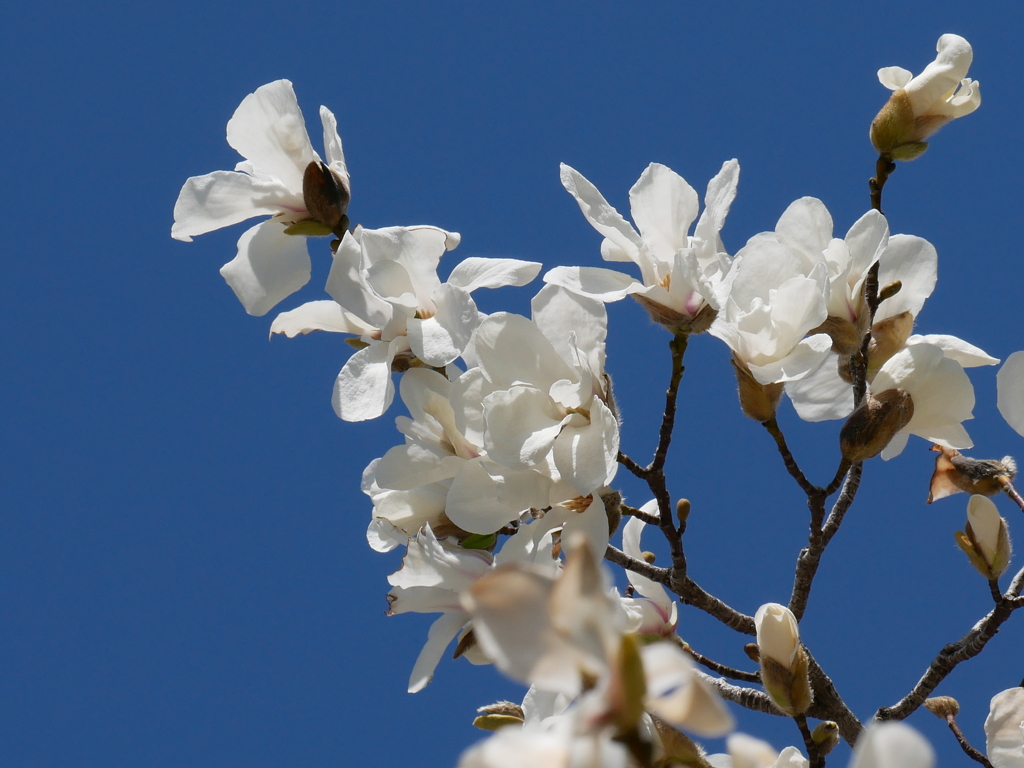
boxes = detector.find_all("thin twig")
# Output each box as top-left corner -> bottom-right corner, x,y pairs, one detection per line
617,451 -> 648,479
674,638 -> 761,684
869,155 -> 895,214
604,544 -> 670,584
673,575 -> 756,635
795,715 -> 823,768
788,464 -> 864,620
824,458 -> 852,497
762,417 -> 818,497
946,715 -> 994,767
990,579 -> 1004,604
876,564 -> 1024,721
694,670 -> 785,716
1002,480 -> 1024,515
621,504 -> 660,526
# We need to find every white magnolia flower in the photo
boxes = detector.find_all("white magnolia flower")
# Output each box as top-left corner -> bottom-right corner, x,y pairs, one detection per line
998,351 -> 1024,438
385,525 -> 493,693
172,80 -> 350,316
271,225 -> 541,421
464,285 -> 619,498
963,495 -> 1012,579
985,687 -> 1024,768
457,713 -> 628,768
619,505 -> 678,637
872,34 -> 981,158
709,230 -> 831,385
869,342 -> 976,459
849,722 -> 934,768
753,603 -> 811,716
707,734 -> 808,768
548,160 -> 739,331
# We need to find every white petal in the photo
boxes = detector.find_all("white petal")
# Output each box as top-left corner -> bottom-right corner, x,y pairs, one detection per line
542,266 -> 640,303
560,163 -> 642,262
360,226 -> 447,309
785,352 -> 855,422
642,643 -> 734,737
621,515 -> 671,604
532,285 -> 608,375
483,386 -> 565,469
446,257 -> 543,292
774,197 -> 834,273
999,351 -> 1024,438
694,159 -> 740,245
844,209 -> 890,280
628,163 -> 698,262
408,284 -> 481,366
318,105 -> 350,188
366,517 -> 405,553
471,313 -> 575,392
326,230 -> 393,330
985,687 -> 1024,768
880,432 -> 911,461
269,300 -> 375,337
748,334 -> 832,385
561,496 -> 612,563
552,397 -> 619,495
878,66 -> 913,90
332,337 -> 407,422
171,171 -> 299,241
874,235 -> 937,323
849,722 -> 934,768
905,34 -> 974,116
408,612 -> 469,693
226,79 -> 317,193
446,460 -> 550,535
219,221 -> 310,316
908,334 -> 999,367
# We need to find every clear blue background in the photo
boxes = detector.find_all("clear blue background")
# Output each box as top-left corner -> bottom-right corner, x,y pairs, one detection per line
2,1 -> 1023,765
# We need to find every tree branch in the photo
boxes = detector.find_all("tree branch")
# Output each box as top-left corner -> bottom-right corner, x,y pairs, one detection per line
795,715 -> 823,768
869,155 -> 896,214
762,417 -> 818,497
673,574 -> 756,635
675,638 -> 761,684
876,567 -> 1024,721
806,651 -> 863,746
621,504 -> 660,526
695,670 -> 785,716
617,451 -> 648,480
604,544 -> 670,584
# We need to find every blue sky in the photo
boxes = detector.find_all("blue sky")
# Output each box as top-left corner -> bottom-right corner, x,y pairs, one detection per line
3,1 -> 1024,765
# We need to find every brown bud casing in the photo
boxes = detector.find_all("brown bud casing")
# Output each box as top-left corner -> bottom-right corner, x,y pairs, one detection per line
867,311 -> 914,378
923,696 -> 961,720
676,498 -> 692,527
632,293 -> 718,335
870,89 -> 943,160
811,721 -> 840,756
840,389 -> 914,463
302,160 -> 351,237
759,646 -> 813,717
928,445 -> 1017,503
731,356 -> 784,423
809,316 -> 862,357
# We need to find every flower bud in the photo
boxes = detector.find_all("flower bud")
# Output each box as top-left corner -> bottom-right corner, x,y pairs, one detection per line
955,495 -> 1012,580
867,311 -> 914,378
811,721 -> 840,756
302,160 -> 351,237
754,603 -> 812,716
923,696 -> 960,720
676,498 -> 691,527
634,294 -> 718,335
731,356 -> 784,423
650,716 -> 712,768
928,446 -> 1017,503
839,388 -> 915,463
811,316 -> 863,357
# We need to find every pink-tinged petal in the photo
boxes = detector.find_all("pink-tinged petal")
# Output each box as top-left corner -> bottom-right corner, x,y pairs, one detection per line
269,300 -> 376,338
408,284 -> 480,367
642,643 -> 734,737
998,351 -> 1024,438
532,285 -> 608,376
560,163 -> 642,263
446,257 -> 542,292
878,66 -> 913,91
483,386 -> 565,469
694,159 -> 740,245
628,163 -> 699,261
785,352 -> 855,422
748,334 -> 832,385
849,722 -> 934,768
875,235 -> 937,323
908,334 -> 999,367
552,397 -> 618,496
226,80 -> 317,193
471,313 -> 575,392
408,612 -> 470,693
543,265 -> 641,303
318,105 -> 350,189
332,337 -> 408,421
219,221 -> 310,316
171,171 -> 300,241
775,197 -> 834,273
326,231 -> 393,329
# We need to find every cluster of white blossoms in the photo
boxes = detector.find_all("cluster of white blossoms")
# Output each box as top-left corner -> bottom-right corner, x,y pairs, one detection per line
174,32 -> 1024,768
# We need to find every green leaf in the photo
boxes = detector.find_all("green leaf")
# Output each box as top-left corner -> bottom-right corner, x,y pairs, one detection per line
283,219 -> 334,237
461,534 -> 497,550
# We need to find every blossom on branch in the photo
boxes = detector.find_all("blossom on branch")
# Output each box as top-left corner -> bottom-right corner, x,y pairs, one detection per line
998,351 -> 1024,438
548,160 -> 739,333
985,687 -> 1024,768
172,80 -> 350,315
871,34 -> 981,160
